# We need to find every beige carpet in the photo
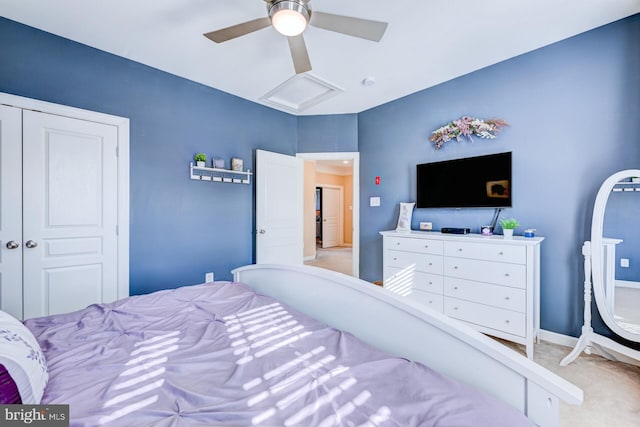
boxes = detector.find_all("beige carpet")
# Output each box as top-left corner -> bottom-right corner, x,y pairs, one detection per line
503,340 -> 640,427
304,246 -> 353,276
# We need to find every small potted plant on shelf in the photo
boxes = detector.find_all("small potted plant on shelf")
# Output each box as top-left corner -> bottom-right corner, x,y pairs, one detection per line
500,218 -> 520,238
194,153 -> 207,168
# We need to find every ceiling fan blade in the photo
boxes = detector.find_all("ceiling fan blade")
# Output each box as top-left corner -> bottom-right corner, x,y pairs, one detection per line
287,35 -> 312,74
204,17 -> 271,43
310,11 -> 388,42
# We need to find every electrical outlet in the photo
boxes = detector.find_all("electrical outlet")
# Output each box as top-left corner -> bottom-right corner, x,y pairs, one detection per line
205,272 -> 214,282
621,258 -> 630,268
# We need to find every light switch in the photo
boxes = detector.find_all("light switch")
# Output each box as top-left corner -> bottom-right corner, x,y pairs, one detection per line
370,197 -> 381,207
621,258 -> 630,268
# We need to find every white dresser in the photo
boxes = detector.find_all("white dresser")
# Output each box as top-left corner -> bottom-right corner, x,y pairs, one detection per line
380,230 -> 543,358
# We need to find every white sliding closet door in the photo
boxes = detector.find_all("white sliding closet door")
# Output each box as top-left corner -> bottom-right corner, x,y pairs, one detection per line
22,110 -> 119,318
0,105 -> 24,319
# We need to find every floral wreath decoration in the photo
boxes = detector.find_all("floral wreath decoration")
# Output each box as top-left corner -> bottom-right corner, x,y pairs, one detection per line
429,116 -> 509,149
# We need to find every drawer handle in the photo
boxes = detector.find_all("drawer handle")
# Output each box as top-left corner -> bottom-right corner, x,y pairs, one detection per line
505,296 -> 510,300
505,320 -> 510,324
454,306 -> 458,310
428,300 -> 433,304
454,266 -> 458,270
396,242 -> 400,245
499,251 -> 504,255
394,257 -> 397,261
428,281 -> 433,285
428,262 -> 432,266
425,245 -> 429,248
458,248 -> 463,252
504,273 -> 510,277
454,286 -> 458,290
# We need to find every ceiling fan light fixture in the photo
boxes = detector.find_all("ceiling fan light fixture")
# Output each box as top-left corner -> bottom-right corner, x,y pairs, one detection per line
269,1 -> 310,37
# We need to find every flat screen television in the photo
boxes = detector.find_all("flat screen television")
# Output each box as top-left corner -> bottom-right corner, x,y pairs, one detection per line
416,152 -> 512,208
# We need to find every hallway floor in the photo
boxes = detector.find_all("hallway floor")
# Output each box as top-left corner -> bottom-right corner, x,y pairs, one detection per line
304,246 -> 353,276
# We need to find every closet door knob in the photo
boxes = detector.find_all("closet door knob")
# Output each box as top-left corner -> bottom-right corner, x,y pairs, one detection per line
6,241 -> 19,249
25,240 -> 38,248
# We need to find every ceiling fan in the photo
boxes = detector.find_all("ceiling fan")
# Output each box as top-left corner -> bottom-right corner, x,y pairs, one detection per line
203,0 -> 388,74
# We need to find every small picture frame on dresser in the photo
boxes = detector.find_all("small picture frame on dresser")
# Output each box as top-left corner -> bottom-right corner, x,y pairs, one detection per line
231,158 -> 244,172
395,202 -> 415,232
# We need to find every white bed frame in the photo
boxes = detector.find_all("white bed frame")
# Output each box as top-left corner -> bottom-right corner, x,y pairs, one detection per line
232,264 -> 582,427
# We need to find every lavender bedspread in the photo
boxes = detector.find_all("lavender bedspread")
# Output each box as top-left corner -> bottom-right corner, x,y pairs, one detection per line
25,282 -> 533,427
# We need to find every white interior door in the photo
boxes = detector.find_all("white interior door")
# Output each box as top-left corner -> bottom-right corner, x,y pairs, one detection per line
321,186 -> 342,248
256,149 -> 303,264
22,110 -> 119,318
0,105 -> 23,319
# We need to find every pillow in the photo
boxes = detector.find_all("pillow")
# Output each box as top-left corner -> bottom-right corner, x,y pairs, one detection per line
0,311 -> 48,403
0,363 -> 21,404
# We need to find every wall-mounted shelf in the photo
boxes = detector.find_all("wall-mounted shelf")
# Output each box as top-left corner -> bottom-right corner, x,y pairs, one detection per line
190,162 -> 252,184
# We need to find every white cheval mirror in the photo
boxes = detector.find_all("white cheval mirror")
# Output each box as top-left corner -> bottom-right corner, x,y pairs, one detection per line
562,169 -> 640,365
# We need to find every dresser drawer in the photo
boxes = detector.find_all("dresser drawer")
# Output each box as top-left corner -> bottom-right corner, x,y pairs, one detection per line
385,266 -> 443,294
386,237 -> 443,255
444,241 -> 526,264
444,297 -> 525,337
407,290 -> 443,313
386,250 -> 443,274
444,257 -> 526,289
443,277 -> 525,313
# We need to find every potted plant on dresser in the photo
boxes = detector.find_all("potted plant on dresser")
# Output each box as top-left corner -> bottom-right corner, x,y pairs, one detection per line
500,218 -> 520,238
194,153 -> 207,168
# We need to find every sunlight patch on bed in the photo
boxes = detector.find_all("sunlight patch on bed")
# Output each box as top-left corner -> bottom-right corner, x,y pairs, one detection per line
384,265 -> 415,296
242,346 -> 327,391
284,377 -> 358,425
359,406 -> 391,427
99,332 -> 180,424
316,390 -> 371,427
225,303 -> 312,366
227,303 -> 391,426
275,365 -> 350,410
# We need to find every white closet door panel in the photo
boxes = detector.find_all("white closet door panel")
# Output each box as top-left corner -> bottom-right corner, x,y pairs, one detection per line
0,105 -> 23,319
22,110 -> 118,318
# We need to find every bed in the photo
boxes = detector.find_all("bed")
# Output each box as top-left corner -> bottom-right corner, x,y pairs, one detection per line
2,264 -> 582,426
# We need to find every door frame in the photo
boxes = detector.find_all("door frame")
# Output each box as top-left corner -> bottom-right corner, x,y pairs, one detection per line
296,152 -> 359,278
0,92 -> 130,302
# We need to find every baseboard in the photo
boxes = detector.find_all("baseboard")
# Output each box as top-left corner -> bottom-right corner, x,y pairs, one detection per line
539,329 -> 578,348
303,255 -> 316,261
616,280 -> 640,289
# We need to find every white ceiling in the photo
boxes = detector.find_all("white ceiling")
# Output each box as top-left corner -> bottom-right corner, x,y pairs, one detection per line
2,0 -> 639,115
315,159 -> 353,176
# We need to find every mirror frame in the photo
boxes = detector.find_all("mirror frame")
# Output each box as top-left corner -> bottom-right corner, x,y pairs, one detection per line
591,169 -> 640,342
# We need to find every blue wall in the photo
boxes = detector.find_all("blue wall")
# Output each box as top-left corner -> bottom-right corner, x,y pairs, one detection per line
297,114 -> 358,152
0,17 -> 297,295
358,14 -> 640,338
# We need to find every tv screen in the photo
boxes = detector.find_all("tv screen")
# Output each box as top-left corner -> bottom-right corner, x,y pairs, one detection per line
416,152 -> 512,208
